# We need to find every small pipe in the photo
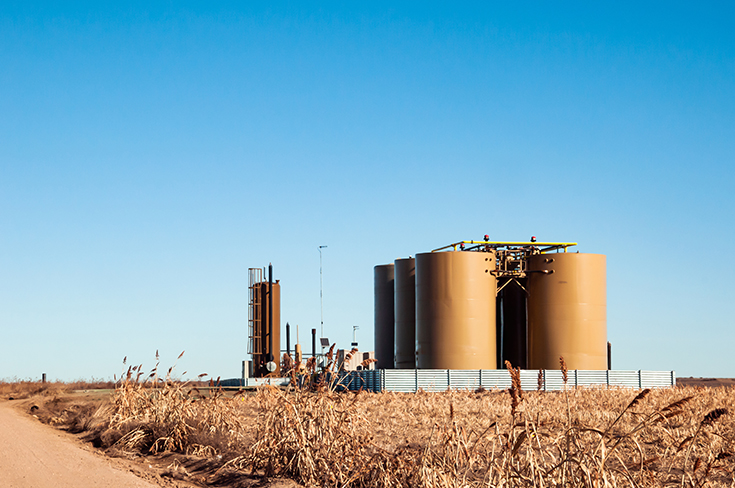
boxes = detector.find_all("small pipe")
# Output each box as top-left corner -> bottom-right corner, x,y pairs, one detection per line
311,328 -> 316,359
286,322 -> 290,359
607,342 -> 612,370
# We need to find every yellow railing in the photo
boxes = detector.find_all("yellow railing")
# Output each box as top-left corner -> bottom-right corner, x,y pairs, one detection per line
432,241 -> 577,253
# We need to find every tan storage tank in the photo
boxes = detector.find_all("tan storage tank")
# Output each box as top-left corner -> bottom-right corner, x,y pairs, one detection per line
394,257 -> 416,368
527,253 -> 606,370
416,251 -> 497,369
374,264 -> 395,369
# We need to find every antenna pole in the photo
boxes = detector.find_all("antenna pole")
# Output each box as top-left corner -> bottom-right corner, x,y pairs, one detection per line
319,245 -> 327,341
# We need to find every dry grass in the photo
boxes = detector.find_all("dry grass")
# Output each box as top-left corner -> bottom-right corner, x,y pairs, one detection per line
218,384 -> 733,487
0,379 -> 115,400
104,353 -> 257,456
15,354 -> 735,487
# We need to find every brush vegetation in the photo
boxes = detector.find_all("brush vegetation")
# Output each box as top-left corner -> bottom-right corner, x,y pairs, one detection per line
0,379 -> 115,399
12,353 -> 735,487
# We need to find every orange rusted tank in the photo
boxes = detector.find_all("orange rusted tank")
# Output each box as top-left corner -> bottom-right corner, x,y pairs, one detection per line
374,264 -> 395,369
394,257 -> 416,369
416,251 -> 497,369
251,280 -> 281,376
527,253 -> 607,370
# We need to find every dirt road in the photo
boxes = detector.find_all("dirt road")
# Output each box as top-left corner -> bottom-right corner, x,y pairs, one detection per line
0,401 -> 157,488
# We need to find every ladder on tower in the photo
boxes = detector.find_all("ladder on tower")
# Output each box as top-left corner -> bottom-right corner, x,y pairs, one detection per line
248,268 -> 263,356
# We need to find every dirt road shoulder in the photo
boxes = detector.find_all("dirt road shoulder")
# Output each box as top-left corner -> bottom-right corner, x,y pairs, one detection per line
0,400 -> 159,488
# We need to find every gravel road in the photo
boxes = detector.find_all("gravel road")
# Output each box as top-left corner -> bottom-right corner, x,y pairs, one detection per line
0,401 -> 157,488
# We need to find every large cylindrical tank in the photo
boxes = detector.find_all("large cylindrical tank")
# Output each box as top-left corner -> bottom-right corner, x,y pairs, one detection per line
416,251 -> 497,369
527,253 -> 607,370
394,257 -> 416,369
374,264 -> 395,369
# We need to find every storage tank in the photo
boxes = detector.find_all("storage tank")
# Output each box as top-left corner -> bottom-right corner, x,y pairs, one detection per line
394,257 -> 416,369
374,264 -> 395,369
527,253 -> 606,370
253,280 -> 281,376
416,251 -> 497,369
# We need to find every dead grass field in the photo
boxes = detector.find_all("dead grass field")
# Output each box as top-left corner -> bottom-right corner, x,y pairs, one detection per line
0,379 -> 115,400
5,372 -> 733,488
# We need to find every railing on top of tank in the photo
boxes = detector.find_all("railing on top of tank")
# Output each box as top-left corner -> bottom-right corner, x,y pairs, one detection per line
432,241 -> 578,253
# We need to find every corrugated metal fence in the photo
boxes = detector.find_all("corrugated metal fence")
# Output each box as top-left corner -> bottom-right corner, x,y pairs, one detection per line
220,369 -> 675,392
334,369 -> 676,393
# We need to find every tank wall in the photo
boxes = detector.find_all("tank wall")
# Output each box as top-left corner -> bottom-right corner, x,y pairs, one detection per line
374,264 -> 396,369
255,281 -> 281,376
394,258 -> 416,368
416,251 -> 497,369
527,253 -> 606,370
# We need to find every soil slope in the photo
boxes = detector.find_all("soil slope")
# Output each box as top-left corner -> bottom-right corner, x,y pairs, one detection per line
0,400 -> 157,488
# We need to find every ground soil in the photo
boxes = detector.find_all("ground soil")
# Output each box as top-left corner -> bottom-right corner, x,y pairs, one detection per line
0,399 -> 160,488
676,377 -> 735,388
0,397 -> 301,488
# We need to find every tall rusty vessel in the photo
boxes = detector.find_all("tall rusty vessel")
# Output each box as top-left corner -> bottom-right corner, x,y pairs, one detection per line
248,266 -> 281,377
416,251 -> 497,369
374,264 -> 396,369
394,257 -> 416,368
527,253 -> 607,370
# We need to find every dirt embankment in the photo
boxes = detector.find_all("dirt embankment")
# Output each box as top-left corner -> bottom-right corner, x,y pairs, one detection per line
0,396 -> 298,488
0,399 -> 159,488
677,377 -> 735,388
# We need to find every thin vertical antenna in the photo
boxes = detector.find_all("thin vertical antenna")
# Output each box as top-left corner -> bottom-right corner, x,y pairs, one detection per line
319,245 -> 327,341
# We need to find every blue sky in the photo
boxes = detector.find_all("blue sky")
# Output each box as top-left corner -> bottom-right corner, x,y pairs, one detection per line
1,2 -> 733,380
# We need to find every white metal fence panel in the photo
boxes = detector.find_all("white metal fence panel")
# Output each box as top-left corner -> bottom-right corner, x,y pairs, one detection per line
542,370 -> 567,390
577,370 -> 610,388
480,370 -> 512,389
449,370 -> 481,390
382,370 -> 418,392
417,370 -> 450,392
608,370 -> 642,388
641,370 -> 676,389
519,370 -> 541,391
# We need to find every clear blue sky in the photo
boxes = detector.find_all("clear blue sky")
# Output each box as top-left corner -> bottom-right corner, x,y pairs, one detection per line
1,2 -> 733,380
